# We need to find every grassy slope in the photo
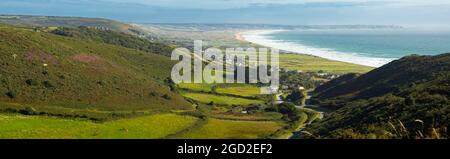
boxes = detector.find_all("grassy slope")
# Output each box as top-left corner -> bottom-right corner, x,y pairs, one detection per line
215,85 -> 261,97
50,27 -> 175,57
0,24 -> 192,115
181,92 -> 264,106
279,53 -> 373,74
0,113 -> 198,139
178,83 -> 215,93
306,54 -> 450,139
0,15 -> 131,33
175,118 -> 282,139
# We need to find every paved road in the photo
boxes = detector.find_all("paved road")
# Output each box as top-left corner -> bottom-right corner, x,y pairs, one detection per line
289,90 -> 333,139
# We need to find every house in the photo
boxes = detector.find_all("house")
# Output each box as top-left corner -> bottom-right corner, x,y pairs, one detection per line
270,87 -> 279,93
298,86 -> 305,91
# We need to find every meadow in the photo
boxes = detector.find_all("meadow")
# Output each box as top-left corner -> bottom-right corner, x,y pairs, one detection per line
0,113 -> 198,139
174,118 -> 283,139
215,85 -> 261,97
177,83 -> 214,92
279,53 -> 374,74
181,92 -> 264,106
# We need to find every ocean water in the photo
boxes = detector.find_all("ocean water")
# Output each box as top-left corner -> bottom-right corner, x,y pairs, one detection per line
242,29 -> 450,67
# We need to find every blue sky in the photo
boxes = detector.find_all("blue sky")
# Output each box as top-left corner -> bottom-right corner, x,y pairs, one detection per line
1,0 -> 450,27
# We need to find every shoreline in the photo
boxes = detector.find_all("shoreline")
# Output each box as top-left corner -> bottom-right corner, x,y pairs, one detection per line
234,32 -> 245,41
236,30 -> 392,67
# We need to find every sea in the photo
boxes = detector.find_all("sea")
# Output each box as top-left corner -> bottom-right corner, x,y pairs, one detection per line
242,28 -> 450,67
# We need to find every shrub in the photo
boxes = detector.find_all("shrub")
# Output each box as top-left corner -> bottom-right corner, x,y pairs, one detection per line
25,79 -> 38,86
42,80 -> 54,88
265,106 -> 278,112
162,94 -> 171,100
19,107 -> 38,115
278,102 -> 298,116
97,81 -> 104,86
5,91 -> 17,99
149,91 -> 159,97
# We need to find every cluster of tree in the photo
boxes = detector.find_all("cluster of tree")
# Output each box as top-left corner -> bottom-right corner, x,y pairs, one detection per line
279,69 -> 321,90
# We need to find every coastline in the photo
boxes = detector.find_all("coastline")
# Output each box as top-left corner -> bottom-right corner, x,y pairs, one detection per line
237,30 -> 393,67
235,32 -> 244,41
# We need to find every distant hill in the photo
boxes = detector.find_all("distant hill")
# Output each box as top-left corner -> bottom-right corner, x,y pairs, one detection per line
0,24 -> 192,119
0,15 -> 133,33
306,53 -> 450,139
49,27 -> 175,57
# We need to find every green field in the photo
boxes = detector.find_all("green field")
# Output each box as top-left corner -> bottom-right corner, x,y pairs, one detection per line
0,113 -> 198,139
279,53 -> 374,74
175,118 -> 283,139
181,92 -> 264,106
215,85 -> 261,97
177,83 -> 214,92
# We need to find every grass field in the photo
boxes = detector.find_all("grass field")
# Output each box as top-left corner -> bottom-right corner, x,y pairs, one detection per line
175,118 -> 283,139
177,83 -> 214,92
0,113 -> 198,139
181,92 -> 264,106
279,53 -> 374,74
215,85 -> 261,97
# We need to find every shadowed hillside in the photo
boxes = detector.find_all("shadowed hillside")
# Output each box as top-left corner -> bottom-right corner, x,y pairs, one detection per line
305,54 -> 450,139
313,54 -> 450,108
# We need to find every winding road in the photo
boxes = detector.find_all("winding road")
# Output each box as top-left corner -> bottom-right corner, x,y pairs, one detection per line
287,90 -> 333,139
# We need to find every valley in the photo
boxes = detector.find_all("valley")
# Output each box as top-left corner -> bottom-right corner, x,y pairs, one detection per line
0,16 -> 447,139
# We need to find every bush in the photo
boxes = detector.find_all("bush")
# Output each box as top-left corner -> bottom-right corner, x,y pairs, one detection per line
19,107 -> 39,115
5,91 -> 16,99
149,91 -> 159,97
96,81 -> 104,86
162,94 -> 171,100
25,79 -> 38,86
278,102 -> 298,116
265,106 -> 278,112
42,80 -> 54,88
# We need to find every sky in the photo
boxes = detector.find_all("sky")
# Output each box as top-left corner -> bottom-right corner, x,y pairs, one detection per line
1,0 -> 450,27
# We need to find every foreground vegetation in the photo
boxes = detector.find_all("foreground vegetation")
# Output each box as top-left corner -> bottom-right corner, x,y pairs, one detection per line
181,92 -> 264,106
215,85 -> 261,97
0,113 -> 198,139
304,54 -> 450,139
175,118 -> 283,139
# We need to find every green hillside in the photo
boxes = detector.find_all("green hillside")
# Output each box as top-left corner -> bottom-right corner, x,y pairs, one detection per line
49,27 -> 175,57
304,54 -> 450,139
0,15 -> 132,33
0,24 -> 193,120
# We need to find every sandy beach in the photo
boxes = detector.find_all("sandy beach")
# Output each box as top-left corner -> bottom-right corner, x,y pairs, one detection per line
236,30 -> 391,67
234,32 -> 245,41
